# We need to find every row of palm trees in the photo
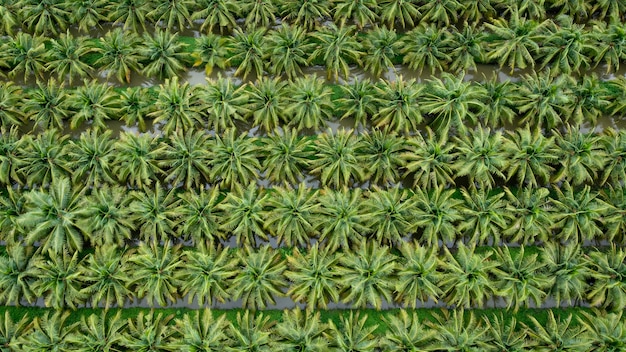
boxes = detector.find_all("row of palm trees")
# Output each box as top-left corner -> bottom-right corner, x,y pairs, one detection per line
2,241 -> 626,310
3,19 -> 626,83
1,0 -> 625,36
1,126 -> 624,190
4,308 -> 621,351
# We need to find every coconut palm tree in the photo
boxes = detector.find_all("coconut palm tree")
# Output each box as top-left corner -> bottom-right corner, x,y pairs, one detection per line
227,311 -> 274,351
361,26 -> 401,77
381,310 -> 434,351
400,24 -> 451,74
0,82 -> 23,129
244,76 -> 288,133
176,188 -> 224,244
325,312 -> 377,352
503,187 -> 554,244
150,77 -> 202,135
139,29 -> 189,79
447,24 -> 485,73
192,0 -> 239,33
45,31 -> 92,85
552,126 -> 607,185
478,77 -> 519,128
19,311 -> 77,352
148,0 -> 193,30
440,243 -> 499,308
458,186 -> 509,245
90,28 -> 143,84
16,0 -> 69,35
538,15 -> 596,76
502,126 -> 558,187
461,0 -> 496,22
317,188 -> 367,251
67,79 -> 120,131
16,130 -> 71,188
20,177 -> 85,253
0,32 -> 47,81
0,245 -> 37,306
402,128 -> 456,188
428,310 -> 491,351
208,130 -> 262,188
373,76 -> 423,134
265,24 -> 313,80
285,75 -> 334,131
601,187 -> 626,246
310,129 -> 365,188
179,244 -> 238,306
22,79 -> 70,131
285,244 -> 340,309
484,13 -> 545,72
113,131 -> 163,188
418,0 -> 462,25
0,187 -> 27,245
516,71 -> 574,129
279,0 -> 331,30
552,183 -> 608,243
79,245 -> 132,309
395,241 -> 442,307
128,241 -> 183,307
129,185 -> 181,243
0,311 -> 31,352
337,240 -> 396,310
173,309 -> 232,351
592,22 -> 626,74
412,186 -> 463,246
0,0 -> 18,35
121,311 -> 176,351
69,311 -> 127,351
227,28 -> 266,79
379,0 -> 419,28
262,128 -> 314,185
549,0 -> 590,19
240,0 -> 277,28
76,185 -> 135,246
570,75 -> 610,126
157,129 -> 211,188
192,34 -> 230,75
486,314 -> 532,351
542,242 -> 590,307
274,308 -> 328,351
107,0 -> 152,32
68,0 -> 108,34
66,129 -> 117,187
333,0 -> 378,28
526,311 -> 590,351
265,185 -> 320,247
231,245 -> 287,309
336,78 -> 377,130
578,310 -> 626,351
359,129 -> 406,186
495,246 -> 552,312
587,246 -> 626,310
198,76 -> 248,133
31,249 -> 86,309
118,87 -> 154,131
362,187 -> 415,245
454,126 -> 507,189
218,182 -> 269,246
421,72 -> 486,134
593,0 -> 626,22
0,128 -> 22,187
601,128 -> 626,186
309,24 -> 363,81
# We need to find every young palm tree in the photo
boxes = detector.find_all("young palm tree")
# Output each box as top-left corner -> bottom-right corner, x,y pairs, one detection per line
208,130 -> 262,188
421,72 -> 486,134
458,186 -> 509,245
484,13 -> 545,72
412,186 -> 463,246
439,243 -> 499,308
600,186 -> 626,244
495,246 -> 553,312
570,75 -> 610,126
77,185 -> 135,246
192,0 -> 239,33
240,0 -> 277,29
227,311 -> 274,351
361,27 -> 401,78
0,0 -> 18,35
67,79 -> 120,131
129,185 -> 181,243
552,126 -> 607,185
0,32 -> 47,81
362,186 -> 416,245
337,240 -> 396,310
79,245 -> 132,311
274,308 -> 328,351
22,79 -> 70,131
0,128 -> 22,187
601,128 -> 626,186
578,310 -> 626,351
336,78 -> 377,130
69,311 -> 127,351
279,0 -> 331,30
478,77 -> 519,127
400,24 -> 451,74
402,129 -> 456,188
176,188 -> 224,244
587,246 -> 626,310
372,76 -> 423,134
157,129 -> 211,188
538,15 -> 596,76
107,0 -> 152,32
45,31 -> 92,85
121,312 -> 176,351
552,183 -> 608,243
118,87 -> 154,131
148,0 -> 193,30
231,245 -> 287,309
516,71 -> 574,129
265,24 -> 313,80
128,241 -> 183,307
0,245 -> 37,305
244,76 -> 288,133
0,311 -> 31,352
90,28 -> 143,84
381,310 -> 434,351
542,242 -> 591,307
16,0 -> 69,35
113,131 -> 163,188
395,241 -> 442,307
379,0 -> 420,29
262,128 -> 314,185
0,188 -> 26,244
502,126 -> 558,187
310,129 -> 365,188
16,130 -> 71,188
485,314 -> 530,351
447,25 -> 485,73
68,0 -> 108,34
592,22 -> 626,74
418,0 -> 462,25
173,309 -> 232,351
285,244 -> 340,309
179,244 -> 238,306
309,24 -> 363,81
503,187 -> 554,244
192,34 -> 230,75
453,126 -> 507,189
66,129 -> 116,187
31,249 -> 86,309
227,28 -> 266,79
18,311 -> 77,352
526,311 -> 590,351
265,185 -> 320,247
139,29 -> 189,79
317,188 -> 367,251
218,182 -> 268,246
285,75 -> 334,131
325,312 -> 378,352
461,0 -> 496,23
20,177 -> 85,253
0,82 -> 23,129
333,0 -> 378,28
198,76 -> 248,133
428,310 -> 490,351
150,77 -> 202,135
